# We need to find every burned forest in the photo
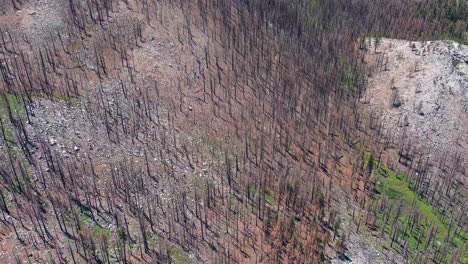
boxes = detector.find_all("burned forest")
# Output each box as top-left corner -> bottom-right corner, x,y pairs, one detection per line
0,0 -> 467,263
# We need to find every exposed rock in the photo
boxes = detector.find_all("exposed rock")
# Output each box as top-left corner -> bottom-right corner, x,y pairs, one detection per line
365,39 -> 468,157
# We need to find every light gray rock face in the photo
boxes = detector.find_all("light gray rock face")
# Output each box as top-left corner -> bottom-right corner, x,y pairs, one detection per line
365,39 -> 468,158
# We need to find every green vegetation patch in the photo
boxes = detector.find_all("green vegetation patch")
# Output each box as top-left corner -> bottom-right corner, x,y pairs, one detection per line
0,93 -> 24,116
369,166 -> 467,263
0,93 -> 25,142
78,206 -> 112,239
248,183 -> 258,198
337,55 -> 357,90
169,246 -> 192,264
264,189 -> 275,205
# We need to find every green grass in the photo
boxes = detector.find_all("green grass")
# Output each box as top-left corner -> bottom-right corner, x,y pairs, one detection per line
337,55 -> 357,90
169,246 -> 192,264
0,94 -> 32,190
91,220 -> 111,239
78,206 -> 111,239
29,92 -> 80,105
49,93 -> 80,104
264,189 -> 275,205
0,93 -> 24,116
248,183 -> 258,198
0,92 -> 78,143
0,93 -> 25,142
440,30 -> 468,45
369,166 -> 467,263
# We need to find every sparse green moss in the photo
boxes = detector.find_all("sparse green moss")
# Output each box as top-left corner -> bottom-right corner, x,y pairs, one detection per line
77,206 -> 112,239
338,55 -> 357,90
0,93 -> 25,143
264,189 -> 275,204
248,183 -> 258,198
169,246 -> 192,264
0,93 -> 24,117
92,223 -> 111,239
50,93 -> 80,104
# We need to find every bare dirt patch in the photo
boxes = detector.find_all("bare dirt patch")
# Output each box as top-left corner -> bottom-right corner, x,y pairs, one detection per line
364,38 -> 467,158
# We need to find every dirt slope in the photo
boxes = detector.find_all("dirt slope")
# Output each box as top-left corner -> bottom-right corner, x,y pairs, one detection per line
364,39 -> 467,158
0,1 -> 466,263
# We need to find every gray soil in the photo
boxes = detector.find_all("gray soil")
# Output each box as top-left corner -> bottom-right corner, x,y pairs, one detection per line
330,190 -> 405,264
364,39 -> 467,159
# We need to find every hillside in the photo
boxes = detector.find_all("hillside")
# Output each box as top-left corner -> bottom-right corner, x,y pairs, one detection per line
0,0 -> 466,263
